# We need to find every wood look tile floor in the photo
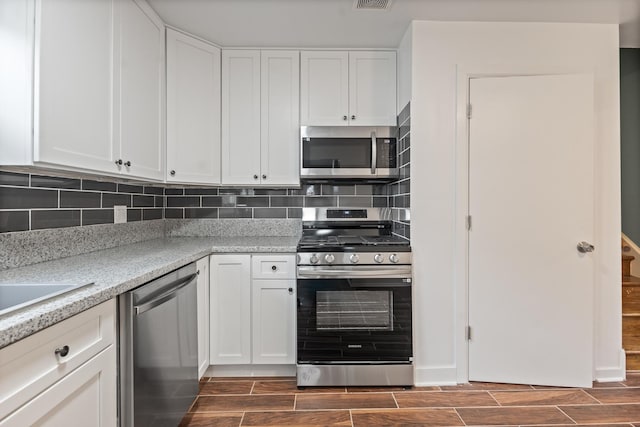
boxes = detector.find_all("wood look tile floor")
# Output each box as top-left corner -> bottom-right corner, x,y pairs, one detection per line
180,373 -> 640,426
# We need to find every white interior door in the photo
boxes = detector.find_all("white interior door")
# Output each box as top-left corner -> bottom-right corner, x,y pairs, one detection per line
468,74 -> 595,388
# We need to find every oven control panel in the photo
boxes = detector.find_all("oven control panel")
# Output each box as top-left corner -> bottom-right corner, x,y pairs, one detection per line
297,252 -> 412,265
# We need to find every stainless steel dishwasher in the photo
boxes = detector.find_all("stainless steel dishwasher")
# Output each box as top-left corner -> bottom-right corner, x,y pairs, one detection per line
119,262 -> 199,427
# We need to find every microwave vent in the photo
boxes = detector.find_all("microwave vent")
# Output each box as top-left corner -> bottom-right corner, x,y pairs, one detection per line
354,0 -> 392,10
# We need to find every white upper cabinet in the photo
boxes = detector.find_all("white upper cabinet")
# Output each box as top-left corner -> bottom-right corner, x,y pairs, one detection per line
34,0 -> 116,171
300,51 -> 349,126
221,50 -> 262,185
115,0 -> 164,180
348,51 -> 397,126
166,29 -> 221,185
1,0 -> 165,181
222,50 -> 299,186
300,51 -> 397,126
260,51 -> 300,186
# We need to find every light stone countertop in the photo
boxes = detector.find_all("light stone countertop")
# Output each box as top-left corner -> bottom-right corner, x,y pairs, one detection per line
0,235 -> 300,349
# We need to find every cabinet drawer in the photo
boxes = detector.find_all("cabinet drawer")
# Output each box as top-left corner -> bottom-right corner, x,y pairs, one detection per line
0,299 -> 115,419
251,255 -> 296,279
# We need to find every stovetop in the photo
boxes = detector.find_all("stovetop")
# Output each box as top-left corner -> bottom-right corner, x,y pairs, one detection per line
297,234 -> 410,252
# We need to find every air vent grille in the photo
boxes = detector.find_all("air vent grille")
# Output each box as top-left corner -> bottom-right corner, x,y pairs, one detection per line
354,0 -> 392,10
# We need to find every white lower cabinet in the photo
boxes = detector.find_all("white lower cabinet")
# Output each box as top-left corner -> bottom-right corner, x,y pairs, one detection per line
0,300 -> 117,426
209,254 -> 296,367
209,254 -> 252,364
196,256 -> 210,378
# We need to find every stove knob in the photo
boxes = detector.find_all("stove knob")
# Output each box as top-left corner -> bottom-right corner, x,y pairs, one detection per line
389,254 -> 399,264
324,254 -> 335,264
374,254 -> 384,264
309,254 -> 319,264
349,254 -> 360,264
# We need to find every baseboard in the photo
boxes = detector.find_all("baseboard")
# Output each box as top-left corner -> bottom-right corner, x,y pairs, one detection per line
414,365 -> 458,386
594,349 -> 626,382
204,364 -> 296,378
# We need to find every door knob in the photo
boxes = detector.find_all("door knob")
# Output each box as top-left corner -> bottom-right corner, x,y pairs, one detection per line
577,241 -> 595,253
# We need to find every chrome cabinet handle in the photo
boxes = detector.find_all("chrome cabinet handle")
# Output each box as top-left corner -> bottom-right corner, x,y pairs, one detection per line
115,159 -> 123,166
124,161 -> 131,167
577,241 -> 595,253
343,115 -> 347,121
253,174 -> 259,179
288,287 -> 293,294
262,174 -> 267,179
170,170 -> 176,176
351,115 -> 356,120
271,265 -> 277,271
55,345 -> 70,358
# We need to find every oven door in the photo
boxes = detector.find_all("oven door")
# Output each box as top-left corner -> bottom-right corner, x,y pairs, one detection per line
296,266 -> 412,364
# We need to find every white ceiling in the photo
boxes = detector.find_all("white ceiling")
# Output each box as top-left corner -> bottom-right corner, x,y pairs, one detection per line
147,0 -> 640,49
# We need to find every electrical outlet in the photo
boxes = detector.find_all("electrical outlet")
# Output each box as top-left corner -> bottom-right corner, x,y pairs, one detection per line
114,205 -> 127,224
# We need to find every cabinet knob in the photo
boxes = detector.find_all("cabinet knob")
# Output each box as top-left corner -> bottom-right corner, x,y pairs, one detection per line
124,161 -> 131,167
271,265 -> 277,271
262,174 -> 267,179
170,170 -> 176,176
343,115 -> 348,121
115,159 -> 123,166
253,174 -> 259,179
288,287 -> 294,294
351,115 -> 356,120
55,345 -> 70,358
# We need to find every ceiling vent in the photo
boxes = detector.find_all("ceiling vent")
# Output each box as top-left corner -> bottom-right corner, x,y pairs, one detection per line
354,0 -> 392,11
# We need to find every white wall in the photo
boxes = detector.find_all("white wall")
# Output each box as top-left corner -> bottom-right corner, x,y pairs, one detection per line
396,23 -> 412,113
408,21 -> 622,385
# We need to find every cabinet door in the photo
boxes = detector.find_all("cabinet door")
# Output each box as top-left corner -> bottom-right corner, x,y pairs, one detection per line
35,0 -> 116,172
0,346 -> 117,427
221,50 -> 261,185
348,51 -> 397,126
116,0 -> 164,180
210,255 -> 251,364
260,51 -> 300,186
196,257 -> 210,378
300,51 -> 349,126
252,279 -> 296,364
166,29 -> 221,185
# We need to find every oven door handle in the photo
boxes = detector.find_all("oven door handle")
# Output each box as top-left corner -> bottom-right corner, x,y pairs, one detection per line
297,266 -> 411,279
371,130 -> 377,175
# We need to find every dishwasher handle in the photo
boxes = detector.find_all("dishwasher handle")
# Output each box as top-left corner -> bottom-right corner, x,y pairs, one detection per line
134,273 -> 197,315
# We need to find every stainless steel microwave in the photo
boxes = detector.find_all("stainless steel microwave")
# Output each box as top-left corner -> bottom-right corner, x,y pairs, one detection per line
300,126 -> 398,180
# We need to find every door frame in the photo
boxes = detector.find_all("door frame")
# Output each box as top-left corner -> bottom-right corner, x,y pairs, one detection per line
453,68 -> 598,384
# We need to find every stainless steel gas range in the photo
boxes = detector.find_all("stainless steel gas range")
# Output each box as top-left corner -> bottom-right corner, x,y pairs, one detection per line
296,208 -> 413,387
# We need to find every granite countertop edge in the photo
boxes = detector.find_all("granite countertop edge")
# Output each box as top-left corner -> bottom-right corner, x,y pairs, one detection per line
0,236 -> 299,349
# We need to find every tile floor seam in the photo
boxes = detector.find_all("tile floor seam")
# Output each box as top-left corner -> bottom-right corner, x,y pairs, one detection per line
581,388 -> 604,404
239,411 -> 245,427
391,392 -> 400,408
293,393 -> 297,410
250,381 -> 255,394
453,407 -> 467,426
348,409 -> 354,427
487,391 -> 503,406
554,404 -> 579,425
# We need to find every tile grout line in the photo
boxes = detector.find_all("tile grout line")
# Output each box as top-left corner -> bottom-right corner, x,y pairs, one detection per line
349,409 -> 354,427
391,391 -> 400,409
580,388 -> 603,404
555,404 -> 579,425
453,407 -> 467,426
487,391 -> 502,406
239,411 -> 245,427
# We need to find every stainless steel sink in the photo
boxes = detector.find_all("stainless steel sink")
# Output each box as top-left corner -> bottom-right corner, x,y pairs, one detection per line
0,283 -> 94,317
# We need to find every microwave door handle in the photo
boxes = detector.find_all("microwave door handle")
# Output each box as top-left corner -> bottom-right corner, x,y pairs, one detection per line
371,131 -> 377,175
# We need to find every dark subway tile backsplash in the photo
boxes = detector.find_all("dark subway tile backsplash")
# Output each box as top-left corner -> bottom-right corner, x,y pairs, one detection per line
31,175 -> 81,190
1,104 -> 410,236
0,171 -> 29,187
0,211 -> 29,233
0,187 -> 58,210
31,210 -> 81,230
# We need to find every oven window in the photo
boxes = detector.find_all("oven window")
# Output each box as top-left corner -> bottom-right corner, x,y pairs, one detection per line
316,290 -> 393,331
